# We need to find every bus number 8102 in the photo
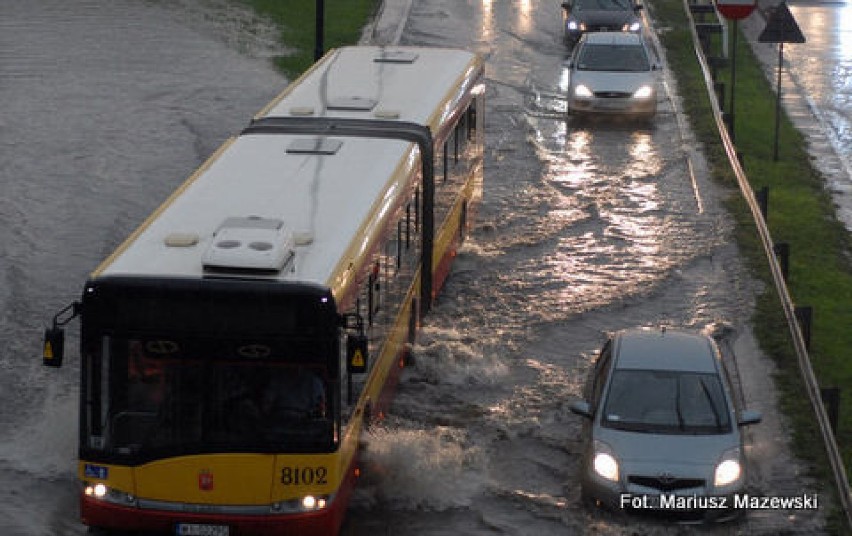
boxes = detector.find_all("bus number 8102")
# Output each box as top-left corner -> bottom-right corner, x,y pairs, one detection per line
281,466 -> 328,486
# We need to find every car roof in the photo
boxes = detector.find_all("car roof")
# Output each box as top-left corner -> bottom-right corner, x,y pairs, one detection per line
581,31 -> 644,46
613,328 -> 720,373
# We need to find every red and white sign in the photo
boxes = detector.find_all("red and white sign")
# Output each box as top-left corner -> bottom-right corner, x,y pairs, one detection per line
715,0 -> 757,19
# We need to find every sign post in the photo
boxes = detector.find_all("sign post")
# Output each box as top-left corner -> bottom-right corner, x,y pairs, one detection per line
314,0 -> 325,61
714,0 -> 757,144
758,2 -> 806,161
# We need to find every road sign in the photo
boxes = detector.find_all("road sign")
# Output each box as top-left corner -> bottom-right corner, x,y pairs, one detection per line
758,1 -> 805,44
714,0 -> 757,20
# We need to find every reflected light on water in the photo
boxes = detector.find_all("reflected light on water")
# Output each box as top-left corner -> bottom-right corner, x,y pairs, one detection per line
627,131 -> 660,177
557,129 -> 595,187
518,0 -> 532,34
558,64 -> 571,93
481,0 -> 494,42
840,4 -> 852,62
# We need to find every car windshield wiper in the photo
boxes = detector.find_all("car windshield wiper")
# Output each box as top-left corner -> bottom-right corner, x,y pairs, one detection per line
699,378 -> 723,431
675,379 -> 685,431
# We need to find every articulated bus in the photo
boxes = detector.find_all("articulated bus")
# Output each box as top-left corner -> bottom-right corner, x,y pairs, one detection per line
43,46 -> 484,536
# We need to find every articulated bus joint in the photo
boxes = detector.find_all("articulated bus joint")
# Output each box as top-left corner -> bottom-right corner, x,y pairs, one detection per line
43,301 -> 81,368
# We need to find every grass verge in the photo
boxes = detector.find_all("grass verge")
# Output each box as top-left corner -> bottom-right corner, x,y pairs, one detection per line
649,0 -> 852,533
237,0 -> 382,77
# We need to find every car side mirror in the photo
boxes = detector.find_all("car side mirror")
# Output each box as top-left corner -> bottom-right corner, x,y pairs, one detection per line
635,3 -> 644,10
561,1 -> 572,11
570,400 -> 593,419
738,410 -> 762,426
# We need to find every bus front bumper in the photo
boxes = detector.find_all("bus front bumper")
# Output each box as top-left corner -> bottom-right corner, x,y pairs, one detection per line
81,493 -> 344,536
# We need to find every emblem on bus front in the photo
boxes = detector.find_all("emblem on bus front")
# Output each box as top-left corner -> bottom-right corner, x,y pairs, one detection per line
198,469 -> 214,491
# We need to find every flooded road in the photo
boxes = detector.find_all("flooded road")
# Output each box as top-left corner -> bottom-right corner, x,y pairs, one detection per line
346,1 -> 826,535
0,0 -> 832,535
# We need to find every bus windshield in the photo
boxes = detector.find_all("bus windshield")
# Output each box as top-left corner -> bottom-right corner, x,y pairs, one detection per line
86,337 -> 337,461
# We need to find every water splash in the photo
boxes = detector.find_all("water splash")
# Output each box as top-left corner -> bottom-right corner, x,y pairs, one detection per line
355,425 -> 487,511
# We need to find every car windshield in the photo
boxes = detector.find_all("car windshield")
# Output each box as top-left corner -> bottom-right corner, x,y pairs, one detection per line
577,43 -> 650,72
575,0 -> 634,11
602,369 -> 732,434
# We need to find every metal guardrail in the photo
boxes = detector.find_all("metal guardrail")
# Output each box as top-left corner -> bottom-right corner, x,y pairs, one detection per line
679,0 -> 852,528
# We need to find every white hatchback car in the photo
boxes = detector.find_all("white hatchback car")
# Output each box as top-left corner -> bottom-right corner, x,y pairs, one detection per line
566,32 -> 659,119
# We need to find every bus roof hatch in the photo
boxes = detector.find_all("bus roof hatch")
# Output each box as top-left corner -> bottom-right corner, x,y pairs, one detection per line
202,216 -> 296,274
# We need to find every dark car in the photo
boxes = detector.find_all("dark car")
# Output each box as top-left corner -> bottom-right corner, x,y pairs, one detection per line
571,328 -> 761,522
561,0 -> 643,47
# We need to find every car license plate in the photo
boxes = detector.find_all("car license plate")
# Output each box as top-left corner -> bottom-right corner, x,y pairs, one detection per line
595,100 -> 626,110
175,523 -> 230,536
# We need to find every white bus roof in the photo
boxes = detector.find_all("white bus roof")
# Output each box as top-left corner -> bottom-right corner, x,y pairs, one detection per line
257,46 -> 481,129
93,46 -> 482,297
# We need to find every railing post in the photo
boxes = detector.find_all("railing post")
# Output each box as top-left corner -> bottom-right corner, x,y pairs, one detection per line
795,305 -> 813,351
756,185 -> 769,222
821,387 -> 841,433
773,242 -> 790,281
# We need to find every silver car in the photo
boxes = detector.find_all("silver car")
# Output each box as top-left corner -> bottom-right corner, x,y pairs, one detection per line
571,328 -> 761,522
566,32 -> 659,119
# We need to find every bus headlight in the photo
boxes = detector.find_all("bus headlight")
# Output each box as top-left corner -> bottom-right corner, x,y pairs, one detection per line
270,494 -> 332,514
624,21 -> 642,32
83,482 -> 137,506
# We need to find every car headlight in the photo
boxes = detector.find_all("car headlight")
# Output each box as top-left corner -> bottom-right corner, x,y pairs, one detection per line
567,20 -> 579,31
624,21 -> 642,32
592,441 -> 620,482
714,449 -> 742,487
574,84 -> 594,98
632,85 -> 653,99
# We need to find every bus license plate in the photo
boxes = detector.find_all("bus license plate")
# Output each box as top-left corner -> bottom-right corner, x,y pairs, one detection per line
175,523 -> 230,536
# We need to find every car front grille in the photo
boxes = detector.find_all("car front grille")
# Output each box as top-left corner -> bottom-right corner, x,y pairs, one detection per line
628,475 -> 706,492
589,25 -> 620,31
593,91 -> 632,99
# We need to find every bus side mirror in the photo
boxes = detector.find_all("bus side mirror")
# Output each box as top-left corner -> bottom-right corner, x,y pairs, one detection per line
347,333 -> 368,374
43,301 -> 81,368
43,327 -> 65,368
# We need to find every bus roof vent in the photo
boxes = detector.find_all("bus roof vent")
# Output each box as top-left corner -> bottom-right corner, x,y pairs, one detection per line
287,138 -> 343,155
203,216 -> 295,273
326,96 -> 377,111
374,50 -> 419,64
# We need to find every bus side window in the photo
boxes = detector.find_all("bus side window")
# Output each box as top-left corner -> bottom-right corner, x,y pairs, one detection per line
405,202 -> 412,251
442,140 -> 449,183
395,221 -> 402,272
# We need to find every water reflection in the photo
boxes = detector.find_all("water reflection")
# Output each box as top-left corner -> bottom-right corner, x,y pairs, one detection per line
526,119 -> 670,317
517,0 -> 533,34
480,0 -> 495,42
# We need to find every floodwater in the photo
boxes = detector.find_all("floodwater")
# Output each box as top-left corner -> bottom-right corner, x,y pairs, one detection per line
0,1 -> 285,534
0,0 -> 834,535
745,0 -> 852,229
787,0 -> 852,229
